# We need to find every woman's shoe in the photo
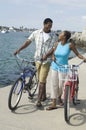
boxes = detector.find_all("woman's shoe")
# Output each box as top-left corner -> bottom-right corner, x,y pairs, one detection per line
46,106 -> 57,111
58,97 -> 64,106
59,102 -> 64,106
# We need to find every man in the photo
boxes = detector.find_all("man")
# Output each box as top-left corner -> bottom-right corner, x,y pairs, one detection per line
14,18 -> 58,107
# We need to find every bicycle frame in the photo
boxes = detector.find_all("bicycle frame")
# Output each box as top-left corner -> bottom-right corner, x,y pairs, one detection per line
64,76 -> 78,102
20,67 -> 36,87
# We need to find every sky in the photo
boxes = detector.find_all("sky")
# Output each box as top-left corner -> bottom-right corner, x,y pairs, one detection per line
0,0 -> 86,31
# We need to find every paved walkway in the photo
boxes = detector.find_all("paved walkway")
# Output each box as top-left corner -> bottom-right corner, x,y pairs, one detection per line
0,55 -> 86,130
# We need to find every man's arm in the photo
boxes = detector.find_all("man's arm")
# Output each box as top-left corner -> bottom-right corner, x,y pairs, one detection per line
14,39 -> 31,55
41,47 -> 54,60
41,41 -> 58,61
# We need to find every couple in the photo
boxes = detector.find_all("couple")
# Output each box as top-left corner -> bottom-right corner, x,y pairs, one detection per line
14,18 -> 86,110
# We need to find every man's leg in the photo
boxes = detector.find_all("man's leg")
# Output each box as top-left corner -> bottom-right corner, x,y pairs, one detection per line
36,62 -> 50,107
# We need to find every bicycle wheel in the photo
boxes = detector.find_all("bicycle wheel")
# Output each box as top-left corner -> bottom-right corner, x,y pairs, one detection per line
25,74 -> 38,97
64,85 -> 71,123
8,78 -> 23,111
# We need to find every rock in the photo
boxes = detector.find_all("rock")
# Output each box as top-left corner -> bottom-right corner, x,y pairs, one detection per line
71,29 -> 86,47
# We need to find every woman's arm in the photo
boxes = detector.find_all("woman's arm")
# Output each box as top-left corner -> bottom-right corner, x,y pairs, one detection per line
70,42 -> 86,62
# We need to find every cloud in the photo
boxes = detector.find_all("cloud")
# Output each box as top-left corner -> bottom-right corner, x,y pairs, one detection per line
45,0 -> 86,8
82,16 -> 86,20
1,0 -> 86,8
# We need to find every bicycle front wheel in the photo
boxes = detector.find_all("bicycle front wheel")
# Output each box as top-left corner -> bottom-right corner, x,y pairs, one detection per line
64,85 -> 71,123
8,78 -> 23,111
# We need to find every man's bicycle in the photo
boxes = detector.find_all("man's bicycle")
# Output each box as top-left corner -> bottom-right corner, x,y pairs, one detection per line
8,54 -> 38,111
55,60 -> 84,123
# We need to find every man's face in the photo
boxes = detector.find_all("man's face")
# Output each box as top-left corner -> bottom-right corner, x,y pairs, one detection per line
44,22 -> 52,32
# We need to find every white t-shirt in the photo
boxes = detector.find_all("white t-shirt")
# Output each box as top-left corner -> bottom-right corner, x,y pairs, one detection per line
43,31 -> 50,43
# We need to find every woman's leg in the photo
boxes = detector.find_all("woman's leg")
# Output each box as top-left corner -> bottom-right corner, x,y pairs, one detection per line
58,72 -> 65,105
51,69 -> 59,99
46,69 -> 59,110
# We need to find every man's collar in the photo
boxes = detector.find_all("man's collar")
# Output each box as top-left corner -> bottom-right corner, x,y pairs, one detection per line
39,29 -> 52,34
39,29 -> 43,33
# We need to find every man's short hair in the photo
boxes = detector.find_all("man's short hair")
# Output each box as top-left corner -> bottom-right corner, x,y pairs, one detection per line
43,18 -> 53,24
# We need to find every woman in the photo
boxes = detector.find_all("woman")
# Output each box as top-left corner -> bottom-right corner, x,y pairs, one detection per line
42,30 -> 86,110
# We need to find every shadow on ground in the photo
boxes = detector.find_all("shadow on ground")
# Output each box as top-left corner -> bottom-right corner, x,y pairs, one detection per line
68,99 -> 86,126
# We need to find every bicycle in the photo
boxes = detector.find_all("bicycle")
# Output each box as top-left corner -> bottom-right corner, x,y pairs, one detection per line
55,60 -> 84,123
8,54 -> 38,111
60,60 -> 84,123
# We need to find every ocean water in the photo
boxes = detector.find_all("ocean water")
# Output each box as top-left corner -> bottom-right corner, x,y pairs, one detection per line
0,32 -> 85,88
0,32 -> 35,87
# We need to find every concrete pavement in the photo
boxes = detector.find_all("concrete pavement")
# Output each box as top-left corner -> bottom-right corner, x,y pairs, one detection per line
0,54 -> 86,130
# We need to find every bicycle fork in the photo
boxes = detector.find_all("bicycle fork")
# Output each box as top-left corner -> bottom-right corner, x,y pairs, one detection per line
64,81 -> 75,102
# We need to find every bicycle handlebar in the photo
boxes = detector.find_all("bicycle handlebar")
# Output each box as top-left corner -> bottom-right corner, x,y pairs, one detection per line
14,54 -> 36,71
54,59 -> 84,69
15,54 -> 35,64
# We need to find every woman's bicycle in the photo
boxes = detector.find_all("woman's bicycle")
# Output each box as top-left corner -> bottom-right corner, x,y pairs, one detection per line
8,54 -> 38,111
55,60 -> 84,123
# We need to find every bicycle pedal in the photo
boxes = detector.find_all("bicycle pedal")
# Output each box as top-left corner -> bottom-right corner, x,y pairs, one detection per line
28,96 -> 33,99
75,100 -> 80,104
23,89 -> 27,93
24,85 -> 29,90
77,100 -> 80,103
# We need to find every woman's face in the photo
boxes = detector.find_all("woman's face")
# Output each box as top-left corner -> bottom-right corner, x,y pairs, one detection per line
59,32 -> 66,41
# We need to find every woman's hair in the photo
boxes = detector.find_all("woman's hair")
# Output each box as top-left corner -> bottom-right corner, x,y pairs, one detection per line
64,31 -> 71,41
43,18 -> 53,24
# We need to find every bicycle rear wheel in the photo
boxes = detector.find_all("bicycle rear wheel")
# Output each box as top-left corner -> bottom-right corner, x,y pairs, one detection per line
64,86 -> 71,123
25,74 -> 38,97
8,78 -> 23,111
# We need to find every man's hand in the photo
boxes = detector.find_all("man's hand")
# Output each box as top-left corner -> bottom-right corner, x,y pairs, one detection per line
14,50 -> 20,55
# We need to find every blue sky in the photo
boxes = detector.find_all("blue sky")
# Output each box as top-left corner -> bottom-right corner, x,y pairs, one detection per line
0,0 -> 86,31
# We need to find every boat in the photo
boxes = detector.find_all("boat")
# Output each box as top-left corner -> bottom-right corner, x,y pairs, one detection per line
1,30 -> 9,33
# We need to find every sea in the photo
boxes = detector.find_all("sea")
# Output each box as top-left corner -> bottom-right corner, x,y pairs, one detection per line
0,31 -> 86,88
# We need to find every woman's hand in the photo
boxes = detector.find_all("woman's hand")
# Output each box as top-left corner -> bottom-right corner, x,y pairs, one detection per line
83,58 -> 86,62
52,54 -> 56,61
41,55 -> 47,61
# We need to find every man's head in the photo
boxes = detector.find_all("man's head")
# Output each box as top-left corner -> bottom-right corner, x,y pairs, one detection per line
43,18 -> 53,33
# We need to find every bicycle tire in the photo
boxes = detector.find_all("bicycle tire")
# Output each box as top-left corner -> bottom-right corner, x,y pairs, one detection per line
64,86 -> 71,123
26,74 -> 38,97
8,77 -> 23,111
